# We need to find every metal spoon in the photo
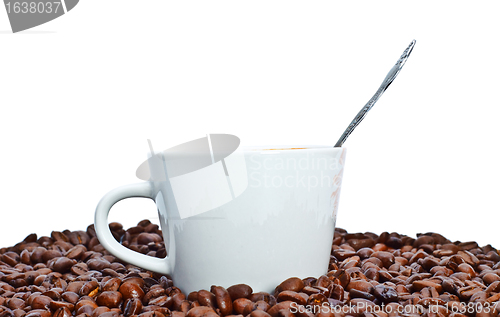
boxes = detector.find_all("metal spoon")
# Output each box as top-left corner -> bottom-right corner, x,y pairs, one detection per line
334,40 -> 416,147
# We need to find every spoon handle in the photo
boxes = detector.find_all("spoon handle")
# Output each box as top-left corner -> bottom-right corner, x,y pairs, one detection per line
334,40 -> 416,147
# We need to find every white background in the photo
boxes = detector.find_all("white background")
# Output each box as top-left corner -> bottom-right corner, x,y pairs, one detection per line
1,1 -> 499,248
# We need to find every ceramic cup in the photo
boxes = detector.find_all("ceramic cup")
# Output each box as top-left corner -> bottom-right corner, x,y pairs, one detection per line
95,144 -> 346,294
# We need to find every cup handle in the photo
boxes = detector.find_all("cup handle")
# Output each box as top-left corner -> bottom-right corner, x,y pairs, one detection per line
94,182 -> 171,275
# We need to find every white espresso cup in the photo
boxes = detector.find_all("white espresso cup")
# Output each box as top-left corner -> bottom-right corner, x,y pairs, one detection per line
95,144 -> 346,294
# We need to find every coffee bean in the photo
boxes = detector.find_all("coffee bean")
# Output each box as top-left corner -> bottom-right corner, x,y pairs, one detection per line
65,245 -> 87,260
332,249 -> 356,261
248,310 -> 272,317
137,233 -> 163,245
356,248 -> 374,259
306,293 -> 327,307
186,306 -> 218,317
25,309 -> 52,317
457,263 -> 476,277
87,258 -> 111,271
275,278 -> 304,294
119,281 -> 145,301
227,284 -> 253,301
123,298 -> 143,316
197,290 -> 216,308
373,285 -> 398,303
248,292 -> 276,305
75,299 -> 98,312
211,286 -> 232,316
266,301 -> 294,317
31,295 -> 52,310
347,238 -> 375,251
371,251 -> 395,268
233,298 -> 253,314
53,307 -> 72,317
41,249 -> 62,262
51,257 -> 76,273
349,289 -> 375,301
172,293 -> 187,311
149,295 -> 173,308
412,280 -> 443,293
96,291 -> 122,308
71,263 -> 89,276
346,280 -> 374,293
414,235 -> 435,248
276,291 -> 307,306
49,300 -> 74,311
138,312 -> 166,317
79,281 -> 99,297
98,278 -> 119,292
6,298 -> 25,310
144,288 -> 166,304
330,284 -> 344,301
331,269 -> 350,288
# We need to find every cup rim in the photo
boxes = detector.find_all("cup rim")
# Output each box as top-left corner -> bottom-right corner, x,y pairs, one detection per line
240,145 -> 345,152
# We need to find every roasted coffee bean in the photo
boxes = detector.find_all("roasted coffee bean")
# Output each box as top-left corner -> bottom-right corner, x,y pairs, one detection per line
41,249 -> 62,262
233,298 -> 253,314
144,287 -> 166,304
414,235 -> 435,248
51,257 -> 75,273
275,278 -> 304,294
306,293 -> 327,306
457,263 -> 476,277
248,293 -> 272,304
349,289 -> 375,301
25,309 -> 52,317
373,285 -> 398,303
31,295 -> 52,310
71,263 -> 89,276
75,299 -> 98,312
412,280 -> 443,293
347,238 -> 375,251
148,295 -> 173,308
65,245 -> 86,260
186,306 -> 218,317
43,289 -> 61,301
53,307 -> 72,317
49,300 -> 74,311
187,292 -> 199,302
356,248 -> 374,259
198,290 -> 216,308
331,269 -> 350,288
79,281 -> 99,297
138,312 -> 166,317
87,258 -> 111,271
276,291 -> 307,305
371,251 -> 395,268
248,311 -> 272,317
211,286 -> 232,316
119,280 -> 145,301
123,298 -> 143,316
6,298 -> 25,310
172,293 -> 187,311
96,291 -> 122,308
227,284 -> 253,300
266,301 -> 294,317
346,279 -> 374,293
137,233 -> 163,245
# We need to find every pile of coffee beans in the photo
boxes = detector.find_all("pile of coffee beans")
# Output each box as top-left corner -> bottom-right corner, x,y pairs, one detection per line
1,221 -> 500,317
